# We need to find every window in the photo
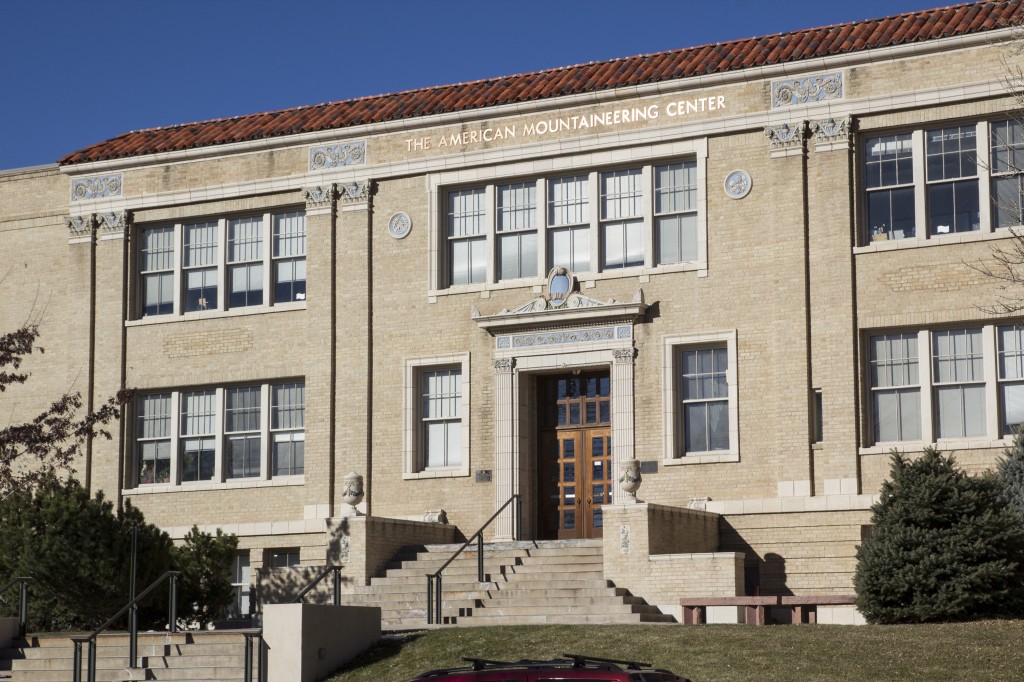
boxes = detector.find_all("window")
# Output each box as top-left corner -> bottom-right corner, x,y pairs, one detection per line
228,552 -> 250,618
663,331 -> 738,462
404,354 -> 471,478
136,209 -> 306,318
869,333 -> 921,443
680,347 -> 730,452
271,383 -> 305,476
436,156 -> 703,290
268,549 -> 300,569
137,393 -> 171,485
133,381 -> 304,487
865,326 -> 1013,447
859,119 -> 1024,245
991,120 -> 1024,228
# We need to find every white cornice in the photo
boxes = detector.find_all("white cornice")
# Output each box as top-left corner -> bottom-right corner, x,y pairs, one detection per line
59,27 -> 1018,176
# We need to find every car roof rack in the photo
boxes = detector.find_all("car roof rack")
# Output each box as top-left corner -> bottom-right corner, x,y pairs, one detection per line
563,653 -> 652,670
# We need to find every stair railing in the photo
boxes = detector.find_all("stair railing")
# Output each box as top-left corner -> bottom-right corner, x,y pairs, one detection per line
293,564 -> 345,605
240,628 -> 265,682
69,570 -> 180,682
0,576 -> 32,638
426,493 -> 520,624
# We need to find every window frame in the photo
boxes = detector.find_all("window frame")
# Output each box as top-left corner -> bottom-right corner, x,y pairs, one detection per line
133,208 -> 307,321
128,380 -> 305,491
403,353 -> 471,479
662,330 -> 739,465
427,140 -> 708,298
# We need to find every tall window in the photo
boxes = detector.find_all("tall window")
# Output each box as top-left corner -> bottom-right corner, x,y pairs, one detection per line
680,347 -> 729,452
273,211 -> 306,303
655,161 -> 698,265
869,333 -> 921,442
926,125 -> 979,235
137,394 -> 171,485
228,216 -> 263,308
497,182 -> 537,280
180,390 -> 216,482
448,189 -> 487,285
228,553 -> 250,618
421,368 -> 462,468
271,383 -> 305,476
991,119 -> 1024,229
999,325 -> 1024,435
865,133 -> 915,241
600,168 -> 644,270
183,221 -> 218,312
548,175 -> 591,273
140,227 -> 174,317
225,387 -> 261,479
933,328 -> 986,439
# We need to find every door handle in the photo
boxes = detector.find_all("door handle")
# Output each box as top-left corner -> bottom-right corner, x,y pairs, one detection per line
575,497 -> 582,506
586,496 -> 593,506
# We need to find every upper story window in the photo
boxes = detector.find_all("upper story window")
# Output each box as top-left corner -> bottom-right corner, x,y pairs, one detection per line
137,209 -> 306,319
132,380 -> 304,488
437,159 -> 700,290
862,119 -> 1023,246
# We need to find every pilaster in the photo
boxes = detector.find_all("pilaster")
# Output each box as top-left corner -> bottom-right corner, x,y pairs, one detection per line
493,358 -> 517,540
612,348 -> 636,502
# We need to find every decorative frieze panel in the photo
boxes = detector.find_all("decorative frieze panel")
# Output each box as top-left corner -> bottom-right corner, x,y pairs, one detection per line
308,141 -> 366,171
764,121 -> 806,158
71,173 -> 122,202
770,72 -> 843,109
810,116 -> 851,151
495,324 -> 633,350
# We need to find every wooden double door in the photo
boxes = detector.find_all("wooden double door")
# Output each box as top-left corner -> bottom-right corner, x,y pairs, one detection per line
537,372 -> 613,539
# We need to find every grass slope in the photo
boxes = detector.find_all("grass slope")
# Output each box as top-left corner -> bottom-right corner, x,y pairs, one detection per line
327,621 -> 1024,682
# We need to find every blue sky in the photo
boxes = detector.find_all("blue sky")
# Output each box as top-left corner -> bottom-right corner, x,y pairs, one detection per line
1,0 -> 948,170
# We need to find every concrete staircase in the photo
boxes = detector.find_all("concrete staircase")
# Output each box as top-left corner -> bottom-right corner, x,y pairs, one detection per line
0,631 -> 258,682
342,539 -> 674,627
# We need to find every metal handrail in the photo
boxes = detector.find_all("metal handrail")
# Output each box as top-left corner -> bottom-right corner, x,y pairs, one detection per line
293,564 -> 344,605
0,577 -> 31,638
69,570 -> 180,682
240,628 -> 265,682
426,494 -> 520,624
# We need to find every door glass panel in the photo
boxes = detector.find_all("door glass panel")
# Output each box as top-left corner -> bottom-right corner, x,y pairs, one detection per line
563,439 -> 575,459
563,485 -> 575,504
569,403 -> 580,424
564,509 -> 575,529
563,462 -> 575,482
586,402 -> 597,423
599,401 -> 610,423
593,484 -> 604,499
557,404 -> 566,426
592,459 -> 604,482
593,507 -> 603,528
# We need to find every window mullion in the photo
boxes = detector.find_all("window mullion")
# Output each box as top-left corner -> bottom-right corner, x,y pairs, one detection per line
588,171 -> 599,274
260,383 -> 271,481
173,223 -> 183,316
214,387 -> 225,482
216,218 -> 227,312
919,329 -> 934,443
984,324 -> 1000,438
485,184 -> 496,284
978,121 -> 993,234
912,130 -> 927,240
263,212 -> 273,305
642,164 -> 654,269
169,392 -> 181,485
537,178 -> 548,278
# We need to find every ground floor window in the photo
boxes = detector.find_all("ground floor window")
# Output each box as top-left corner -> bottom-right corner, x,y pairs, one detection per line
228,552 -> 250,618
267,549 -> 301,569
403,354 -> 471,478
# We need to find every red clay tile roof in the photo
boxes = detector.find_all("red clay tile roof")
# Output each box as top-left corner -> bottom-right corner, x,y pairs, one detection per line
59,1 -> 1024,166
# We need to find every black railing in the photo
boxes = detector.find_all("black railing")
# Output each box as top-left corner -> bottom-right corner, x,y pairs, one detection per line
70,570 -> 180,682
426,494 -> 520,624
293,564 -> 344,605
241,628 -> 265,682
0,577 -> 31,638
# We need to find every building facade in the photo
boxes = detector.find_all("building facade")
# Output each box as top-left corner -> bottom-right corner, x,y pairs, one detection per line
3,1 -> 1024,616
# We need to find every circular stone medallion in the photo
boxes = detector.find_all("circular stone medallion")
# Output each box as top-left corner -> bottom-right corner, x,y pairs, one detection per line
387,211 -> 412,239
724,170 -> 753,200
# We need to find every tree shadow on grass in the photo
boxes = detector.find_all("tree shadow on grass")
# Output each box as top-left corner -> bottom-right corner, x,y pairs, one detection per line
329,631 -> 426,677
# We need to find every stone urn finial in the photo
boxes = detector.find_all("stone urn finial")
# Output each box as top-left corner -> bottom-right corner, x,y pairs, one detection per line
341,471 -> 365,508
618,459 -> 642,499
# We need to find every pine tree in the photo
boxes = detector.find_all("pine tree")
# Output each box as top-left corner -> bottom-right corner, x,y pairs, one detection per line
855,447 -> 1024,624
997,427 -> 1024,522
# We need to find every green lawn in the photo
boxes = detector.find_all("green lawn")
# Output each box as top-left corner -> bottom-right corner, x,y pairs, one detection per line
326,621 -> 1024,682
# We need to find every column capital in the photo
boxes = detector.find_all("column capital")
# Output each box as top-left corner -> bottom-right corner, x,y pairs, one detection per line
302,184 -> 338,213
764,121 -> 806,158
97,210 -> 130,239
613,348 -> 636,364
65,214 -> 96,243
339,180 -> 376,206
493,358 -> 516,373
810,116 -> 852,151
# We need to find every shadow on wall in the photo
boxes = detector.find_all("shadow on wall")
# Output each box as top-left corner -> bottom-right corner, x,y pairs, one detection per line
719,518 -> 792,596
255,517 -> 353,606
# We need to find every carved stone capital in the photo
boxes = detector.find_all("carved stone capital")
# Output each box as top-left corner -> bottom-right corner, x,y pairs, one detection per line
810,116 -> 852,150
308,141 -> 366,171
65,214 -> 95,240
764,121 -> 806,155
613,348 -> 636,364
97,210 -> 130,236
493,358 -> 516,373
339,180 -> 375,204
302,184 -> 337,210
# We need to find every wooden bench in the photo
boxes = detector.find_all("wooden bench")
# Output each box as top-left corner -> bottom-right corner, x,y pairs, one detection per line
679,595 -> 857,625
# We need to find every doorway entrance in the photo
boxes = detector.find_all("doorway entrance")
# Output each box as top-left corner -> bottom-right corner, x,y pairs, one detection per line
537,371 -> 612,539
